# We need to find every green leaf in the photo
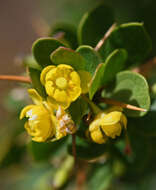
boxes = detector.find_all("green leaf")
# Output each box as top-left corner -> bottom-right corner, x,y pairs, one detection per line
98,23 -> 152,64
68,97 -> 88,125
89,49 -> 127,99
28,138 -> 67,161
49,22 -> 78,49
129,111 -> 156,137
126,122 -> 152,176
32,37 -> 65,68
50,47 -> 86,70
87,163 -> 113,190
29,68 -> 47,98
23,55 -> 42,71
78,4 -> 114,47
76,45 -> 101,75
68,136 -> 107,160
103,71 -> 150,117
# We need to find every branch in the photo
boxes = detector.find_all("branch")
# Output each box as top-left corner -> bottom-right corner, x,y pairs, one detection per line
100,98 -> 147,112
94,23 -> 116,51
0,75 -> 31,83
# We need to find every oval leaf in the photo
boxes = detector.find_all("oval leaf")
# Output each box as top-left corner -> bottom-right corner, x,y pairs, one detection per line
68,97 -> 88,125
98,23 -> 152,64
50,47 -> 86,70
78,4 -> 114,47
89,49 -> 128,99
76,45 -> 101,75
32,37 -> 65,68
103,71 -> 150,117
49,22 -> 78,49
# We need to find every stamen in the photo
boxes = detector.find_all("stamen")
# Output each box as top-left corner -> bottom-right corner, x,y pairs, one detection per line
26,109 -> 33,117
29,115 -> 38,121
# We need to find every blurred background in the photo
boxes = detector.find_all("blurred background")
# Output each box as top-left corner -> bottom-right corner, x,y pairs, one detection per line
0,0 -> 156,189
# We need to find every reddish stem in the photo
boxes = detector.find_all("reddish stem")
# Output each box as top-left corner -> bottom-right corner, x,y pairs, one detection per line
0,75 -> 31,83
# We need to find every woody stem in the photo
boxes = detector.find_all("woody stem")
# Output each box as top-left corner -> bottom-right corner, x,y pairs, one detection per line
0,75 -> 31,83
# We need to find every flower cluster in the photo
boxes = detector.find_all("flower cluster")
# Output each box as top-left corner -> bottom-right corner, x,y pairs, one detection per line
20,63 -> 127,143
20,88 -> 77,142
20,64 -> 91,142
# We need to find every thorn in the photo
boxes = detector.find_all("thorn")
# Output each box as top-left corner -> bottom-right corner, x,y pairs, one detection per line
100,98 -> 147,112
94,23 -> 117,51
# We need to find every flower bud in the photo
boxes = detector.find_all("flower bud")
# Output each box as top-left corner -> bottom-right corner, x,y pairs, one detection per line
88,107 -> 127,144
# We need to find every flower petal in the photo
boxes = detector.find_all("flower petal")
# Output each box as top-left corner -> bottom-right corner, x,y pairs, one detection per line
101,111 -> 123,126
28,89 -> 43,105
20,105 -> 35,119
40,65 -> 56,85
47,96 -> 70,110
45,81 -> 55,96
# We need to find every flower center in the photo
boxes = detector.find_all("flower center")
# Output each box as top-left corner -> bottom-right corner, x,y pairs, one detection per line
56,77 -> 67,89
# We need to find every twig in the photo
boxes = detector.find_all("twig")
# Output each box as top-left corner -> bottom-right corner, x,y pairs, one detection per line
100,98 -> 147,112
0,75 -> 31,83
94,23 -> 116,51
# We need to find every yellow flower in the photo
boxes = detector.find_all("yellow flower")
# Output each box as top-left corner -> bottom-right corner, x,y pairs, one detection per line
40,64 -> 91,109
20,89 -> 58,142
88,107 -> 127,144
20,89 -> 76,142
